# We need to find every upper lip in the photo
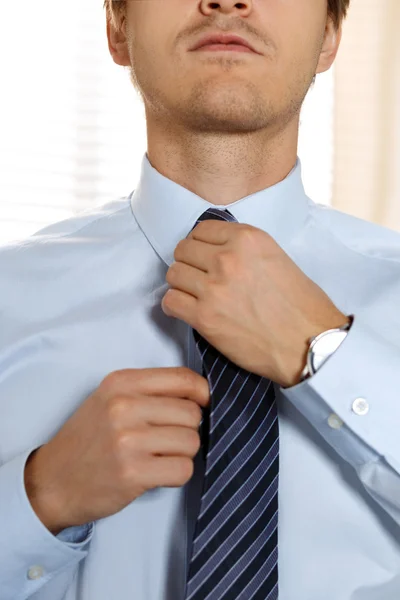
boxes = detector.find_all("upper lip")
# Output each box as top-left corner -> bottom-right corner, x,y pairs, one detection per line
190,33 -> 260,54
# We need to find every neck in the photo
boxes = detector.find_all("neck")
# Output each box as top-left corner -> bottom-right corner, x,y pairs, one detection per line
145,112 -> 300,206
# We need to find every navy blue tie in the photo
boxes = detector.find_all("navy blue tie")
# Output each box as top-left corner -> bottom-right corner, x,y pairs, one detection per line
184,208 -> 279,600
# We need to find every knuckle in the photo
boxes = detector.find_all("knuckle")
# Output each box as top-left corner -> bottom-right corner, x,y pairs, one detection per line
178,366 -> 199,388
101,370 -> 124,392
114,430 -> 133,455
107,396 -> 130,424
240,225 -> 261,246
163,288 -> 176,309
215,250 -> 235,274
166,261 -> 179,283
174,239 -> 185,257
186,429 -> 201,455
188,402 -> 202,426
177,458 -> 194,483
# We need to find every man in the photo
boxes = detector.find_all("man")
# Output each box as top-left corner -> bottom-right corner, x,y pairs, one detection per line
1,0 -> 400,598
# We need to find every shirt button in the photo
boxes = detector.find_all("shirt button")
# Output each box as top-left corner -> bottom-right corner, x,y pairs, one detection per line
27,566 -> 45,580
328,413 -> 344,429
352,397 -> 369,416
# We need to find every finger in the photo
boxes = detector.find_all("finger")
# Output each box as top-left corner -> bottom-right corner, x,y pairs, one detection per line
136,425 -> 201,458
190,219 -> 234,244
141,455 -> 194,488
102,367 -> 210,408
144,397 -> 203,429
174,238 -> 214,272
166,261 -> 208,298
162,288 -> 198,326
112,396 -> 203,430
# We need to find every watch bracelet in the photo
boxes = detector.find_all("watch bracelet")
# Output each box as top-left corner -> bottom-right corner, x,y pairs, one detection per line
299,314 -> 354,383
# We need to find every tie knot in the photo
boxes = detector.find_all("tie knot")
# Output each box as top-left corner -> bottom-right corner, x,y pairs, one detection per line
192,208 -> 237,233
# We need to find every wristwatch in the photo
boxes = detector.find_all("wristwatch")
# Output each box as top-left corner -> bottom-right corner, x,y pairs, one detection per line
300,314 -> 354,383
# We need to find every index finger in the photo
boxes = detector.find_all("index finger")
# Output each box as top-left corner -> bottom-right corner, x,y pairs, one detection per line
101,367 -> 211,408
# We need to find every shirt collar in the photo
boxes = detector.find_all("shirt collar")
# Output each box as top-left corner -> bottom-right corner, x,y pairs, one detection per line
130,152 -> 311,267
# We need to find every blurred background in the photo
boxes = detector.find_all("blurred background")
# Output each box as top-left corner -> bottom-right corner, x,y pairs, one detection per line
0,0 -> 399,245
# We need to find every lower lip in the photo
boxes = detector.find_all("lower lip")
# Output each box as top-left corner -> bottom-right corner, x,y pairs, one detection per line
195,44 -> 255,53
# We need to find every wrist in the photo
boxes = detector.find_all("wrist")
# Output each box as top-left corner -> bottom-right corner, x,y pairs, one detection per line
24,447 -> 67,536
280,313 -> 353,389
298,314 -> 354,385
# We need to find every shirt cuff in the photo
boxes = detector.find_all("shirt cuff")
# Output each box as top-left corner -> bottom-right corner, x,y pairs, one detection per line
0,447 -> 94,599
280,315 -> 400,472
56,523 -> 94,546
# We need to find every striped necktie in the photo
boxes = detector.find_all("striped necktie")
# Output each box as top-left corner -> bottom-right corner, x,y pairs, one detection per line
184,208 -> 279,600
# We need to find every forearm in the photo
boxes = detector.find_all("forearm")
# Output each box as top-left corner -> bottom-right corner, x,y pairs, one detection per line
281,315 -> 400,525
0,447 -> 93,600
24,446 -> 70,536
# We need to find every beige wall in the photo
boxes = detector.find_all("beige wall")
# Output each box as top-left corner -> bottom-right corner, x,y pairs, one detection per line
332,0 -> 400,231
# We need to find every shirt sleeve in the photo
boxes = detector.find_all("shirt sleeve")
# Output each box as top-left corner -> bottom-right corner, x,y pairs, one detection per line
280,315 -> 400,525
0,447 -> 95,600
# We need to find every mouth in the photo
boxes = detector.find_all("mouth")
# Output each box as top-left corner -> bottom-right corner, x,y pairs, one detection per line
190,33 -> 261,55
193,43 -> 256,54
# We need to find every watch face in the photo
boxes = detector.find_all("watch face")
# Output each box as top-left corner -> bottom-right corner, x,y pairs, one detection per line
311,330 -> 349,372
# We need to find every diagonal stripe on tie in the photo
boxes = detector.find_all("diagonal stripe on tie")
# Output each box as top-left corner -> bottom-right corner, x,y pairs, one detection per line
184,208 -> 279,600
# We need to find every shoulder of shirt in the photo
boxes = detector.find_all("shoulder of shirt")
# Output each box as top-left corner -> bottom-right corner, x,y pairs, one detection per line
309,200 -> 400,265
0,192 -> 139,262
0,194 -> 138,254
0,194 -> 141,310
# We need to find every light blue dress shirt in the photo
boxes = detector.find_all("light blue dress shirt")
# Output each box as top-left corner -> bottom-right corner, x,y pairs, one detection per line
1,152 -> 400,600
